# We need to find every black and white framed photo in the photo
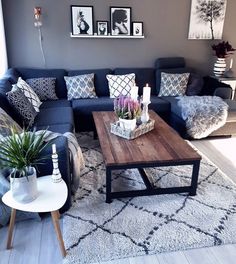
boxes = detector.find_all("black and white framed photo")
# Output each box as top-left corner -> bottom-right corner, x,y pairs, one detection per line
188,0 -> 227,39
132,22 -> 143,36
110,7 -> 131,36
97,21 -> 109,36
71,5 -> 94,35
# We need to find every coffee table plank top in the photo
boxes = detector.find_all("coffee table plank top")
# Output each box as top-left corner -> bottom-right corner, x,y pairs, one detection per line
93,111 -> 201,167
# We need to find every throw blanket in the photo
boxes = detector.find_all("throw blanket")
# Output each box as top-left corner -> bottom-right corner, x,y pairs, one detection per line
36,131 -> 85,193
177,96 -> 229,139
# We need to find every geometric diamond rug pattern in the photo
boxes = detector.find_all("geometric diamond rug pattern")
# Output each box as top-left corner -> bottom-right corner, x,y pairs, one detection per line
63,133 -> 236,264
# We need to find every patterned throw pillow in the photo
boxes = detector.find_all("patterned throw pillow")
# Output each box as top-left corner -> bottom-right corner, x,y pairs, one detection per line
106,73 -> 135,98
159,72 -> 190,96
7,85 -> 37,126
26,78 -> 58,101
64,74 -> 97,100
0,107 -> 23,137
16,77 -> 42,112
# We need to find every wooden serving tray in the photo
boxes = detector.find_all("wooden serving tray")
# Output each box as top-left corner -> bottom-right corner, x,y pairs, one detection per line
110,119 -> 155,140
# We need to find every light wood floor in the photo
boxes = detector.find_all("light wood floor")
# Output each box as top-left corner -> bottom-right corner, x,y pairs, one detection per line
0,138 -> 236,264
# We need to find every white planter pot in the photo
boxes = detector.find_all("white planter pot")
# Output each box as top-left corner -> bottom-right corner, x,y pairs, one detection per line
10,167 -> 38,203
119,118 -> 137,131
213,58 -> 226,77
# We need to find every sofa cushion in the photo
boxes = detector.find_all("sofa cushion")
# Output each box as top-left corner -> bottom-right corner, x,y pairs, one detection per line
64,74 -> 97,100
32,123 -> 74,134
107,73 -> 135,98
186,73 -> 204,96
149,96 -> 171,113
161,96 -> 182,118
72,97 -> 114,131
155,57 -> 186,69
15,68 -> 67,99
159,72 -> 190,96
68,68 -> 112,97
17,77 -> 42,112
114,68 -> 156,95
40,99 -> 71,109
2,68 -> 21,84
33,107 -> 74,127
26,77 -> 58,101
72,97 -> 114,112
7,85 -> 37,126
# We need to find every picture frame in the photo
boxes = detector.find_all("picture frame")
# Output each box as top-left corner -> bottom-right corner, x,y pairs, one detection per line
132,22 -> 143,36
110,7 -> 132,36
97,21 -> 109,36
71,5 -> 94,36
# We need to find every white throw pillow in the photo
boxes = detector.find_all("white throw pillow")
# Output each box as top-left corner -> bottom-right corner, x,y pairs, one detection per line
16,77 -> 42,112
159,72 -> 190,96
106,73 -> 135,98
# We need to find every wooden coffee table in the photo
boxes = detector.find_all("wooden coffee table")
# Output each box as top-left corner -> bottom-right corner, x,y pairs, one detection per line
93,111 -> 201,203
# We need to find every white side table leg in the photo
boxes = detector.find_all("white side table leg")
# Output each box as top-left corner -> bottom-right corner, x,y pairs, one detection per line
7,208 -> 16,249
51,210 -> 66,257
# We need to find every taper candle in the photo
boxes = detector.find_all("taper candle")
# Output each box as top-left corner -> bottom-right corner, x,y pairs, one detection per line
142,83 -> 151,103
230,58 -> 233,69
130,83 -> 139,100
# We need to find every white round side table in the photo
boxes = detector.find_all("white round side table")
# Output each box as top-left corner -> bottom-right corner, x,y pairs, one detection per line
2,175 -> 68,257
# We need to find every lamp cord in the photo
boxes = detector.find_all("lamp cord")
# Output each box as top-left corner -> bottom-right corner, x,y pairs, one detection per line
38,26 -> 46,68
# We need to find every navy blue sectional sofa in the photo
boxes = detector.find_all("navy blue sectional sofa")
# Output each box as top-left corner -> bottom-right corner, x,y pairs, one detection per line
0,57 -> 235,212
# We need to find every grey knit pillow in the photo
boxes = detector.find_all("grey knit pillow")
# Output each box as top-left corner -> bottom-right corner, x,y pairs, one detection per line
7,85 -> 37,126
159,72 -> 190,96
64,74 -> 97,100
26,78 -> 58,101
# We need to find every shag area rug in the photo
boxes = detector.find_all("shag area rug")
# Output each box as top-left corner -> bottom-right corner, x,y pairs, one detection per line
63,133 -> 236,264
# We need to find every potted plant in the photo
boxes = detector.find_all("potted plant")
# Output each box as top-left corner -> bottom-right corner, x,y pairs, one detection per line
0,129 -> 51,203
114,96 -> 141,131
212,41 -> 235,77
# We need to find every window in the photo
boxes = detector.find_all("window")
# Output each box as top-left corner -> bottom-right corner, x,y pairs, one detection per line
0,0 -> 8,77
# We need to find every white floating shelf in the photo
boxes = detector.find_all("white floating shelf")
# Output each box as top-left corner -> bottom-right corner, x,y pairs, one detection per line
70,33 -> 145,39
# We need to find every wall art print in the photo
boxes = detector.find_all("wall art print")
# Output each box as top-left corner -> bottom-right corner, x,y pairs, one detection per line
188,0 -> 227,40
71,5 -> 94,35
110,7 -> 131,36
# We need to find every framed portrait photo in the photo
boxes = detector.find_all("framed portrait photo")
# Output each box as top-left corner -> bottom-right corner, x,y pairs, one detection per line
71,5 -> 94,35
132,22 -> 143,36
97,21 -> 109,36
110,7 -> 132,36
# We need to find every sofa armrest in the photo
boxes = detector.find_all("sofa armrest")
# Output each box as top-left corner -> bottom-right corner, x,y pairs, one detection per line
213,87 -> 232,99
202,76 -> 231,97
37,136 -> 71,212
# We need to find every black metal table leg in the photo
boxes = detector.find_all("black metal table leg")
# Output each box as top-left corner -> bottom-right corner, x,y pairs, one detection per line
189,160 -> 200,196
106,168 -> 112,203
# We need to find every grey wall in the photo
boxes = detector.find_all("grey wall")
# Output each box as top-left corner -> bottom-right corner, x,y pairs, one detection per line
2,0 -> 236,74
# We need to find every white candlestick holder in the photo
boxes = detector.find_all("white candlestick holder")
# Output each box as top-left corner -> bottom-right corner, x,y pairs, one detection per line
141,101 -> 150,124
51,152 -> 62,183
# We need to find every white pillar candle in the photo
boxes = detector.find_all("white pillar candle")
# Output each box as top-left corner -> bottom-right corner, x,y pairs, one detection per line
130,83 -> 139,100
142,83 -> 151,103
52,144 -> 56,154
230,58 -> 233,69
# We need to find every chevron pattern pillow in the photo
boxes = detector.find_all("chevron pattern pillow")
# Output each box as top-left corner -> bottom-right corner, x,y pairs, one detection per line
107,73 -> 135,98
64,74 -> 97,100
16,77 -> 42,112
26,78 -> 58,101
159,72 -> 190,96
7,85 -> 37,126
0,107 -> 22,137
